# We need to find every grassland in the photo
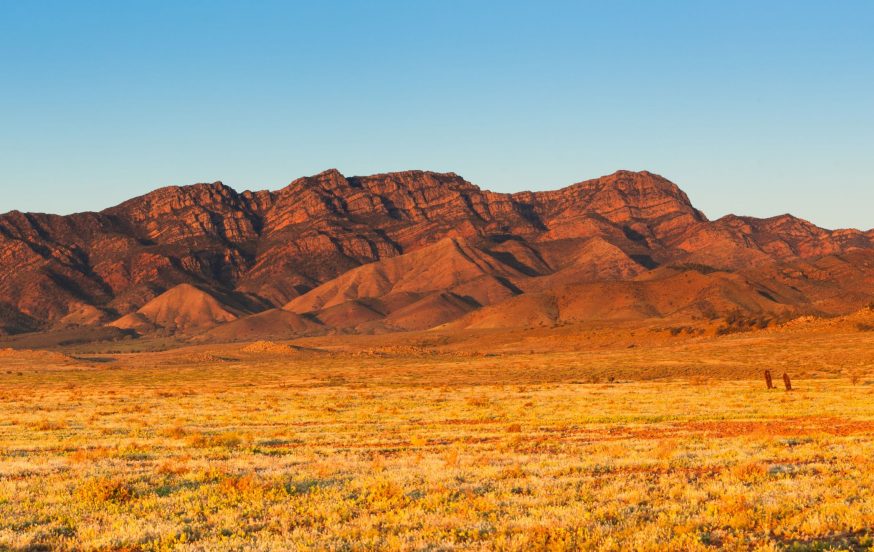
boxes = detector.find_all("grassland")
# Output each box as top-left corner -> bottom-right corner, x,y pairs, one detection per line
1,324 -> 873,550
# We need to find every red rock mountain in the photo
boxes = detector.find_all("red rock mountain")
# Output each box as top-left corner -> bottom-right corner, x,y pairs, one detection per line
0,169 -> 871,339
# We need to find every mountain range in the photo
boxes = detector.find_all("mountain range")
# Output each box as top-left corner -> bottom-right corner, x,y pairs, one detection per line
1,169 -> 872,342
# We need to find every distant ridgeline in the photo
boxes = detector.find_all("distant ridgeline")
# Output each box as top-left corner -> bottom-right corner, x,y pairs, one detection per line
1,169 -> 872,341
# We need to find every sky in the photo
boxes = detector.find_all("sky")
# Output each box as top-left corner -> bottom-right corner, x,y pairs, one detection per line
1,1 -> 872,230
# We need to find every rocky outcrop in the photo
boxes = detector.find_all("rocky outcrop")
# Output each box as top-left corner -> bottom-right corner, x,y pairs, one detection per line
0,169 -> 871,338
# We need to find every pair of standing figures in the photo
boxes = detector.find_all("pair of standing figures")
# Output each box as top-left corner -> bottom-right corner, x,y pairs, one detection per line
764,370 -> 791,390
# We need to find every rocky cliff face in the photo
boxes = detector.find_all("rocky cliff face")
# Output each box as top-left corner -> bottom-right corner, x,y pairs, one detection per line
0,169 -> 871,337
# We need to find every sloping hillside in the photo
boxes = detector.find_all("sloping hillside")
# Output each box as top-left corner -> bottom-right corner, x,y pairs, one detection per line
0,169 -> 870,342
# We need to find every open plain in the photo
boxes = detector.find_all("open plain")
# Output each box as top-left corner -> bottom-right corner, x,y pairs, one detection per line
2,315 -> 874,551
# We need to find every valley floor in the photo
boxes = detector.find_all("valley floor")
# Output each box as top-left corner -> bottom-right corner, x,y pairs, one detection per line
1,328 -> 874,550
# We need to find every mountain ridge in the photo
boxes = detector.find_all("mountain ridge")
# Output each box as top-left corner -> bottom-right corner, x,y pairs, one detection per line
4,169 -> 870,233
1,169 -> 871,340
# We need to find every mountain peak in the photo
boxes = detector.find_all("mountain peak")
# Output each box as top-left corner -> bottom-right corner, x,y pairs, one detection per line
2,168 -> 872,338
313,168 -> 345,178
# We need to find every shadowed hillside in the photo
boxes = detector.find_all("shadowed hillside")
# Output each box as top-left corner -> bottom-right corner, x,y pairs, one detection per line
1,169 -> 871,344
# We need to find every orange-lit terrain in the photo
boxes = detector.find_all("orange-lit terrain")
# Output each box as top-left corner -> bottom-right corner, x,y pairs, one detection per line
1,171 -> 873,549
2,307 -> 874,549
2,170 -> 873,343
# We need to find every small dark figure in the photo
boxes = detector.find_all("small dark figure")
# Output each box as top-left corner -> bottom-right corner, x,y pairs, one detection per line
782,372 -> 792,391
764,370 -> 774,389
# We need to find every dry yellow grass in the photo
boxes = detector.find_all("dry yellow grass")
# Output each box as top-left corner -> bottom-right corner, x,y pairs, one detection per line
1,325 -> 873,550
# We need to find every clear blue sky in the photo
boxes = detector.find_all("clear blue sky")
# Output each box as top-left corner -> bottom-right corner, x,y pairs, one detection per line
1,1 -> 872,230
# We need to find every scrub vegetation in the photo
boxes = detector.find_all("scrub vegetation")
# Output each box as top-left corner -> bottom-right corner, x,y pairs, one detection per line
1,325 -> 873,550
